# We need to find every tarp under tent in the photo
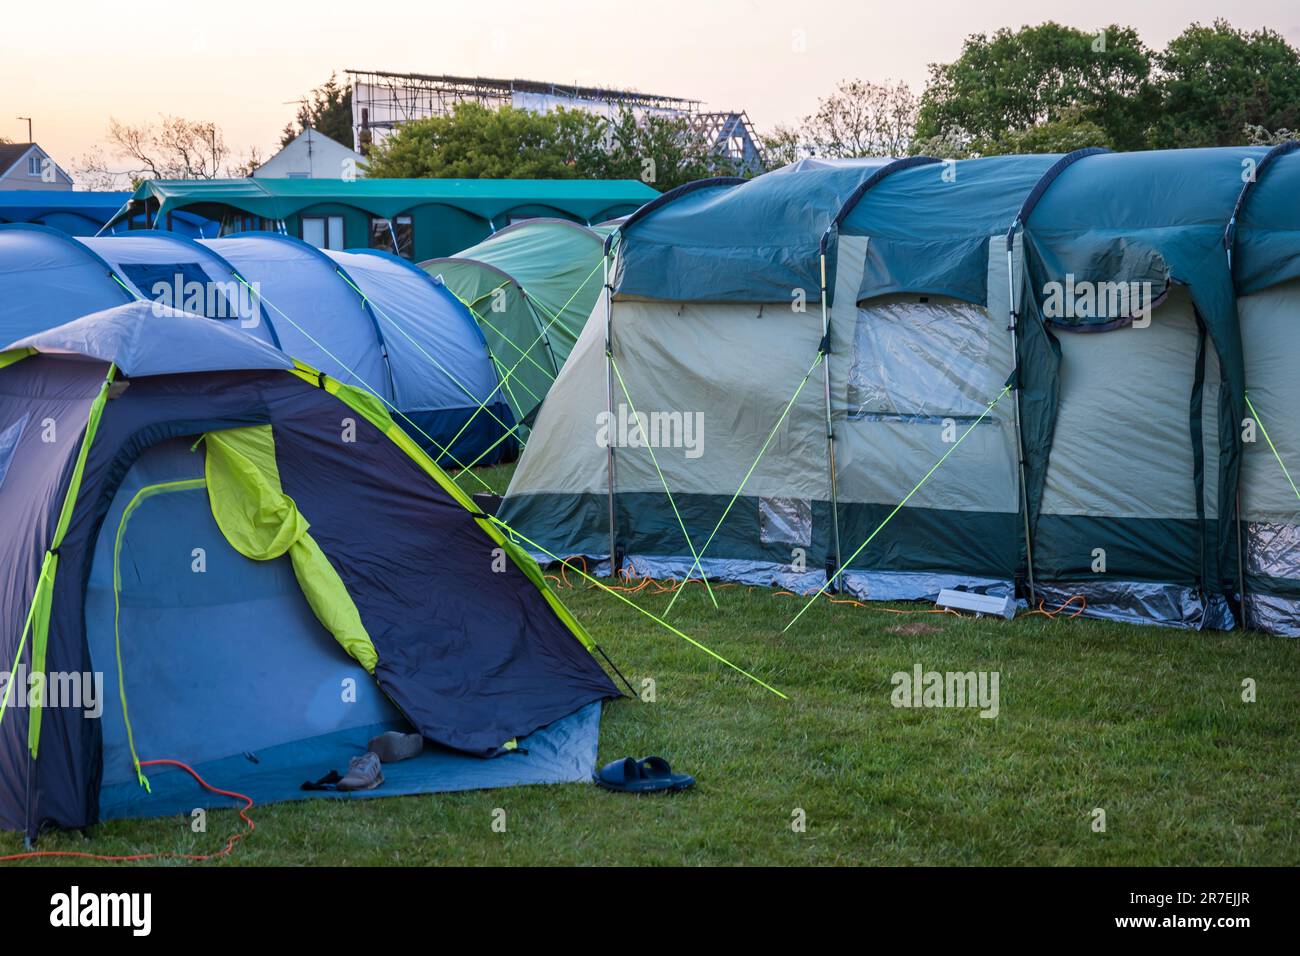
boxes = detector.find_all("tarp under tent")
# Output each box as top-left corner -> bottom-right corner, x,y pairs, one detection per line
423,219 -> 617,432
499,148 -> 1294,633
1228,141 -> 1300,635
0,301 -> 618,838
0,225 -> 515,466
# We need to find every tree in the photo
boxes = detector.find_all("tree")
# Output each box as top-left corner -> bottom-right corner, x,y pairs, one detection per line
592,108 -> 740,189
803,79 -> 918,157
76,115 -> 232,187
1151,21 -> 1300,148
282,73 -> 354,147
759,124 -> 803,168
364,102 -> 734,190
363,103 -> 603,179
916,22 -> 1155,153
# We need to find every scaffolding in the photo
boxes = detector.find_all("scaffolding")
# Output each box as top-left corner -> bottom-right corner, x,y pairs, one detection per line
346,68 -> 764,170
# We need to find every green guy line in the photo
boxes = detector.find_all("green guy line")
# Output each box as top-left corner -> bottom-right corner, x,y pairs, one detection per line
1245,392 -> 1300,503
230,274 -> 495,494
489,516 -> 788,700
609,356 -> 718,609
783,383 -> 1012,633
665,349 -> 825,617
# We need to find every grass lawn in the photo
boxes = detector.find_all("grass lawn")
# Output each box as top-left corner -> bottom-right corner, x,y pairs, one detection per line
4,463 -> 1297,866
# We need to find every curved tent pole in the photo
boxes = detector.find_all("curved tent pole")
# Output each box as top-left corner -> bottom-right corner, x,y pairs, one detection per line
111,229 -> 285,350
1223,139 -> 1300,270
225,231 -> 400,401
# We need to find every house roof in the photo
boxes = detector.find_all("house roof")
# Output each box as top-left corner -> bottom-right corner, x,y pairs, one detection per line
0,143 -> 35,177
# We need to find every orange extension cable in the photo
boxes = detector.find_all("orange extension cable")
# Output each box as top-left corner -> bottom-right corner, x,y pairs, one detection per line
0,758 -> 254,864
546,554 -> 1087,622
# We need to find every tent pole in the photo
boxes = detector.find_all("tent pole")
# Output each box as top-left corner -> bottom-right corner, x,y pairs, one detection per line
819,251 -> 843,591
603,249 -> 620,576
1236,487 -> 1247,628
1007,235 -> 1037,605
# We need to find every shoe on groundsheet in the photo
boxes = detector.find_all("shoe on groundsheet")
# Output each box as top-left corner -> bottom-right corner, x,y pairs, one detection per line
368,730 -> 425,763
337,752 -> 384,791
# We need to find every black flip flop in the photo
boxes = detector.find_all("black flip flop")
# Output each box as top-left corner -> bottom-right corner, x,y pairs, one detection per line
638,756 -> 695,791
594,757 -> 674,793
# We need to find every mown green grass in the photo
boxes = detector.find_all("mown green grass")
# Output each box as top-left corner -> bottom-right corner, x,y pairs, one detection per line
4,463 -> 1296,867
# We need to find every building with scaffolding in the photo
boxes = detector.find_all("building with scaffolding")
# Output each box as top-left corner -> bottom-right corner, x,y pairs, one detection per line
346,69 -> 764,172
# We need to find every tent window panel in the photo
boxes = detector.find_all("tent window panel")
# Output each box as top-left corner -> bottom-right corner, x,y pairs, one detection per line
847,296 -> 996,422
369,215 -> 414,259
117,262 -> 237,320
0,412 -> 29,492
759,497 -> 812,548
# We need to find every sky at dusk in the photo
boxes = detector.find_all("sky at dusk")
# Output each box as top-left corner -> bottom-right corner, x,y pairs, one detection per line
4,0 -> 1298,179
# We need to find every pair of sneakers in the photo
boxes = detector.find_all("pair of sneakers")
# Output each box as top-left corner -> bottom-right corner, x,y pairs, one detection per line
336,731 -> 425,791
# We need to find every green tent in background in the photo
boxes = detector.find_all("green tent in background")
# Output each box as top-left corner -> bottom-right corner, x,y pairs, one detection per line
422,218 -> 617,430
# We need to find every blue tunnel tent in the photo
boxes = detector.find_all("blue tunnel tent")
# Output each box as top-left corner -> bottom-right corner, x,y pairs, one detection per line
1228,141 -> 1300,635
0,302 -> 618,837
502,147 -> 1296,633
0,224 -> 134,345
203,233 -> 514,465
0,224 -> 516,466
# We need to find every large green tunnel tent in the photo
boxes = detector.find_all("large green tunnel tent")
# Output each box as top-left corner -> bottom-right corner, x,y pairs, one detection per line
499,148 -> 1300,635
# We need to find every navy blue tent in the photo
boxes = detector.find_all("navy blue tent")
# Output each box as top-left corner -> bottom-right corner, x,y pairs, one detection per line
0,301 -> 616,837
0,225 -> 515,465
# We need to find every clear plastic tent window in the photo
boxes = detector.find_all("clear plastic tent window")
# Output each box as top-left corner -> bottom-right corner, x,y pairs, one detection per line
0,412 -> 28,492
759,497 -> 812,548
847,296 -> 996,422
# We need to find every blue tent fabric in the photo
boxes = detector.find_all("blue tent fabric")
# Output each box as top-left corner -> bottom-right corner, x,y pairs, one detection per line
0,224 -> 515,466
6,301 -> 293,376
99,705 -> 602,822
79,232 -> 278,344
615,158 -> 895,302
83,437 -> 603,820
0,317 -> 617,832
207,233 -> 512,464
0,224 -> 133,345
836,154 -> 1066,306
327,247 -> 513,464
1230,142 -> 1300,296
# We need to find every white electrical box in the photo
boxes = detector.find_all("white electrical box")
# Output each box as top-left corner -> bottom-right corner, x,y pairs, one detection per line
936,589 -> 1017,620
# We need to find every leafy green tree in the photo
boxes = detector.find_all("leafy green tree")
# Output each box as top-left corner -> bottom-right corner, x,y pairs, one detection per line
364,102 -> 733,189
916,22 -> 1155,153
593,108 -> 740,188
1151,20 -> 1300,148
363,103 -> 600,179
282,73 -> 354,148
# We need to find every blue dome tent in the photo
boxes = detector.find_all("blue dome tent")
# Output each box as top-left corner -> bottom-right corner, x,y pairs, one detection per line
0,225 -> 515,466
0,301 -> 616,839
